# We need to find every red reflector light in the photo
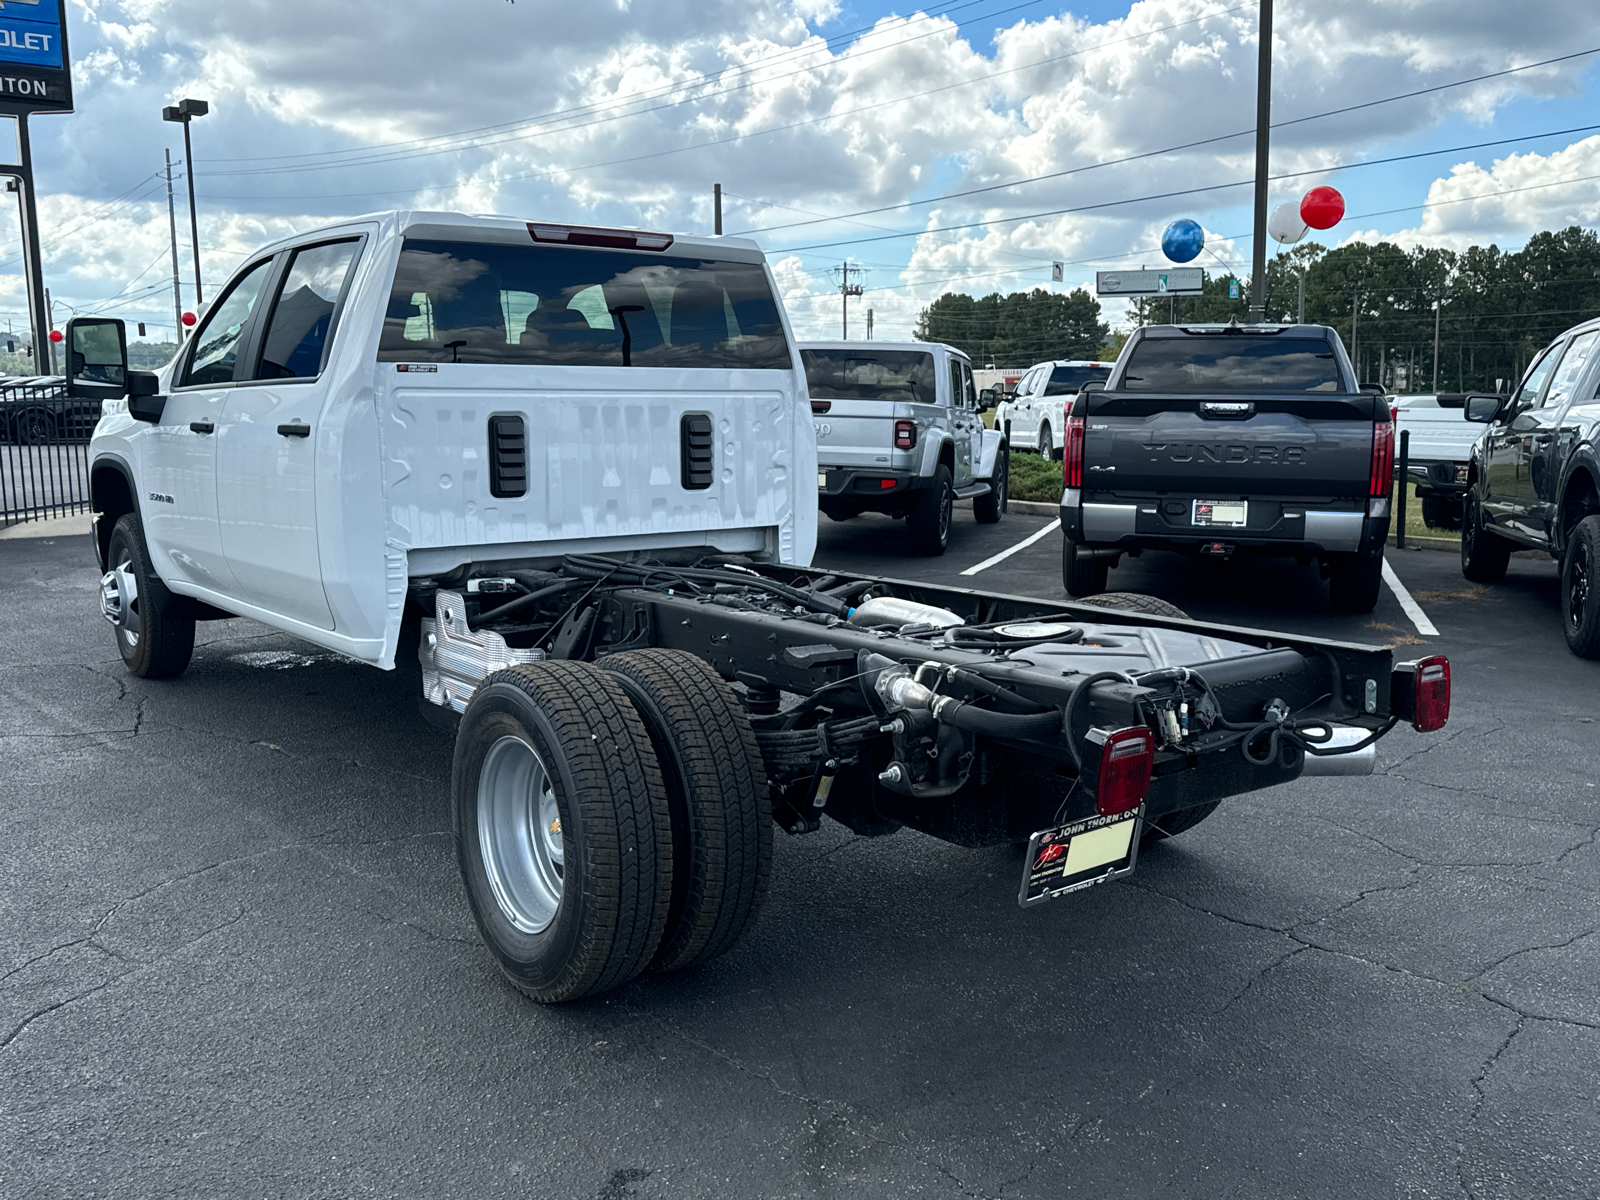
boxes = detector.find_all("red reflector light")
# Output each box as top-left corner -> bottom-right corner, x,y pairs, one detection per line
1411,655 -> 1450,732
1094,726 -> 1155,815
527,222 -> 675,252
1370,412 -> 1395,498
879,478 -> 897,489
1063,413 -> 1085,488
894,419 -> 917,450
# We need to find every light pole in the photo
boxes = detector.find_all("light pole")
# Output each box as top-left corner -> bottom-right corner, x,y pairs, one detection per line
1248,0 -> 1274,321
163,98 -> 210,306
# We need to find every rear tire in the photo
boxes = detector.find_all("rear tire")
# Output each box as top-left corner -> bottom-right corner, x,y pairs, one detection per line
1421,495 -> 1463,531
1062,538 -> 1110,597
600,649 -> 772,973
1074,593 -> 1189,619
1561,514 -> 1600,659
451,661 -> 674,1003
1327,553 -> 1383,612
1461,494 -> 1511,583
104,513 -> 195,679
908,464 -> 953,556
973,449 -> 1007,524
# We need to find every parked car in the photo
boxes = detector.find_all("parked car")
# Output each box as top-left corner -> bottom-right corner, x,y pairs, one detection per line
996,359 -> 1114,459
1391,393 -> 1495,529
1461,316 -> 1600,656
1059,323 -> 1394,611
0,377 -> 100,444
802,340 -> 1007,554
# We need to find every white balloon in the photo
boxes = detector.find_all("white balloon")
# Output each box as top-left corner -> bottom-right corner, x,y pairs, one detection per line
1267,200 -> 1308,244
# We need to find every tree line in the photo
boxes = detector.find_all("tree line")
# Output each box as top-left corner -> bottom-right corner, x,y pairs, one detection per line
914,287 -> 1110,365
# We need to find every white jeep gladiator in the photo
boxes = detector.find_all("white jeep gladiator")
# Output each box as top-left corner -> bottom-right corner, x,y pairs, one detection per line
70,212 -> 1450,1004
802,340 -> 1007,554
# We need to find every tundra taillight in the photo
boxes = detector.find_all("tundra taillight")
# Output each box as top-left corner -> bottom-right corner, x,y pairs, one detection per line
894,420 -> 917,450
1394,655 -> 1451,732
1370,411 -> 1395,498
1093,726 -> 1155,815
1063,404 -> 1086,489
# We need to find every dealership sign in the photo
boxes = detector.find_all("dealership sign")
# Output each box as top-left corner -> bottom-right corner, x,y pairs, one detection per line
1095,268 -> 1205,297
0,0 -> 71,113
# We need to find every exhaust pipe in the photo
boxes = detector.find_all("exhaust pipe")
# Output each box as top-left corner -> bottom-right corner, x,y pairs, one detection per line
1297,726 -> 1377,777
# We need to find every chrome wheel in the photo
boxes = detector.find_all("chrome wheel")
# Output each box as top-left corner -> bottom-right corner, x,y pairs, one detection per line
478,734 -> 564,934
100,559 -> 141,648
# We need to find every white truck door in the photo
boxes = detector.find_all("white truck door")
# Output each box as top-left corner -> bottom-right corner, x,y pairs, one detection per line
140,257 -> 276,593
216,238 -> 363,631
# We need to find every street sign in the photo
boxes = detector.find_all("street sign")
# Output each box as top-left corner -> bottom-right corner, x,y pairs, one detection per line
1051,262 -> 1063,282
1096,268 -> 1203,296
1229,279 -> 1240,299
0,0 -> 71,114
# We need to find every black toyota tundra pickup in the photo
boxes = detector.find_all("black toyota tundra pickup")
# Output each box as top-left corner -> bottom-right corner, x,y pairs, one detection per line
1059,323 -> 1394,611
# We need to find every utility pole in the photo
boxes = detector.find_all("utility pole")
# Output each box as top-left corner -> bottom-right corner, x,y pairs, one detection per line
1432,296 -> 1441,392
1350,285 -> 1360,380
713,183 -> 722,236
43,285 -> 53,374
1297,266 -> 1305,323
165,149 -> 183,331
1248,0 -> 1274,321
866,308 -> 874,341
835,262 -> 864,339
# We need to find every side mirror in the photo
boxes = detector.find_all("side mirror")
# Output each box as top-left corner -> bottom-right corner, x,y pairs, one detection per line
1464,393 -> 1503,424
977,387 -> 998,413
1359,382 -> 1387,395
64,317 -> 128,400
127,371 -> 166,423
1079,380 -> 1106,394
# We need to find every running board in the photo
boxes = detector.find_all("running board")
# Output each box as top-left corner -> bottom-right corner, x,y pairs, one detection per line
953,482 -> 992,499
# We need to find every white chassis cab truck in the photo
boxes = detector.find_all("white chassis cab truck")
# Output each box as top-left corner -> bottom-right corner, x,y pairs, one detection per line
72,212 -> 1450,1003
803,340 -> 1007,555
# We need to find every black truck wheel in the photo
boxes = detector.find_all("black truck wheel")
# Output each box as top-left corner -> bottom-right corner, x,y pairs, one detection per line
1062,538 -> 1110,597
1562,514 -> 1600,659
1461,496 -> 1511,584
1073,593 -> 1188,619
1421,495 -> 1463,530
451,661 -> 674,1003
1327,553 -> 1383,612
103,513 -> 195,679
1036,423 -> 1053,460
972,449 -> 1007,524
601,649 -> 772,972
908,464 -> 953,556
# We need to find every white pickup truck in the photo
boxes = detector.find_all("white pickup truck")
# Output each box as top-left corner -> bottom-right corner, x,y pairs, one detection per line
69,211 -> 1448,1004
1390,393 -> 1487,530
995,359 -> 1114,459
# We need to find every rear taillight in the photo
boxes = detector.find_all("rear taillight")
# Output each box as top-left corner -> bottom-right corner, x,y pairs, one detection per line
1092,726 -> 1155,815
1063,403 -> 1085,489
1370,411 -> 1395,498
894,420 -> 917,450
1396,655 -> 1451,732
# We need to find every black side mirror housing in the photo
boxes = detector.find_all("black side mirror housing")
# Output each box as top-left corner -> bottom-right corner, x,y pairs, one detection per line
1079,380 -> 1106,394
1359,382 -> 1387,396
64,317 -> 129,400
1464,393 -> 1503,423
127,371 -> 166,423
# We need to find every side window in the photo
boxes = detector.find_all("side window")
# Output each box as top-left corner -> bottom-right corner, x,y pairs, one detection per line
959,361 -> 975,408
180,259 -> 274,388
948,358 -> 962,409
1511,345 -> 1561,410
255,240 -> 361,380
1539,331 -> 1598,410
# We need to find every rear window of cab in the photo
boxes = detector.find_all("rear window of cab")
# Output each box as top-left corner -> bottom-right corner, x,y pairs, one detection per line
378,239 -> 791,369
1120,336 -> 1347,394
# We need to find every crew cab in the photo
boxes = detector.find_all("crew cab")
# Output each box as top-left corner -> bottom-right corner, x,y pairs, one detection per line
1059,324 -> 1394,612
803,340 -> 1006,554
996,359 -> 1114,459
1460,316 -> 1600,657
67,216 -> 1445,1005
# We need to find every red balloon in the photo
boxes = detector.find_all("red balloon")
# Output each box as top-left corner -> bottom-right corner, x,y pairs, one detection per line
48,329 -> 62,343
1300,186 -> 1345,231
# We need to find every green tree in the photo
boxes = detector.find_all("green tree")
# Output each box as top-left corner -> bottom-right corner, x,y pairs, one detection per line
916,287 -> 1108,364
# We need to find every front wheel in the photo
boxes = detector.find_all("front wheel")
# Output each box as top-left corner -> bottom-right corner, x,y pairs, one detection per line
973,449 -> 1007,524
103,513 -> 195,679
1461,494 -> 1512,583
1327,552 -> 1383,612
908,464 -> 953,556
451,661 -> 674,1003
1036,423 -> 1053,461
1562,514 -> 1600,659
1062,538 -> 1110,597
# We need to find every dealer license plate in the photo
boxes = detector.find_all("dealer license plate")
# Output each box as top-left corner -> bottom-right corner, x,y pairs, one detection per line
1192,499 -> 1247,527
1018,806 -> 1144,906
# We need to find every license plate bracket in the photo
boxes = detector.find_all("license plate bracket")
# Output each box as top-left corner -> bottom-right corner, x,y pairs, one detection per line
1193,499 -> 1247,527
1018,806 -> 1144,906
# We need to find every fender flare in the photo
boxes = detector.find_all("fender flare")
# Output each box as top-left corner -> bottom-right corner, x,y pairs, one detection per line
88,452 -> 141,570
916,427 -> 955,478
975,428 -> 1008,481
1553,446 -> 1600,555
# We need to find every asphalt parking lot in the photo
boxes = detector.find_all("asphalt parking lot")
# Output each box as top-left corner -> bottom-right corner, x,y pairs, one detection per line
3,514 -> 1597,1199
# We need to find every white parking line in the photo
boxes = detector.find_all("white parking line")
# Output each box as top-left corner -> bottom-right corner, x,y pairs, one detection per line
1382,557 -> 1439,637
960,518 -> 1061,576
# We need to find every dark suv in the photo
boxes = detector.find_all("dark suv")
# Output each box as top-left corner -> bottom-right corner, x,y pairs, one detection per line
1461,316 -> 1600,657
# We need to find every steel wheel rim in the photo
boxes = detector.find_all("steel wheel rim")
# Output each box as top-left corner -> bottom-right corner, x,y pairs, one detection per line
478,734 -> 564,934
102,557 -> 142,648
1571,540 -> 1592,631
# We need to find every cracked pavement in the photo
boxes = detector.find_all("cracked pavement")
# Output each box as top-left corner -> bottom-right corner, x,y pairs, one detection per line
2,524 -> 1597,1199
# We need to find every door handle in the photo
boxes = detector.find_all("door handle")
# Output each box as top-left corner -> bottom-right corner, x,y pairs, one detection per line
189,421 -> 214,434
277,422 -> 311,438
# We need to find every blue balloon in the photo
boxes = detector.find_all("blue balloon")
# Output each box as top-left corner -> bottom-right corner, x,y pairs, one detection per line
1162,219 -> 1204,264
